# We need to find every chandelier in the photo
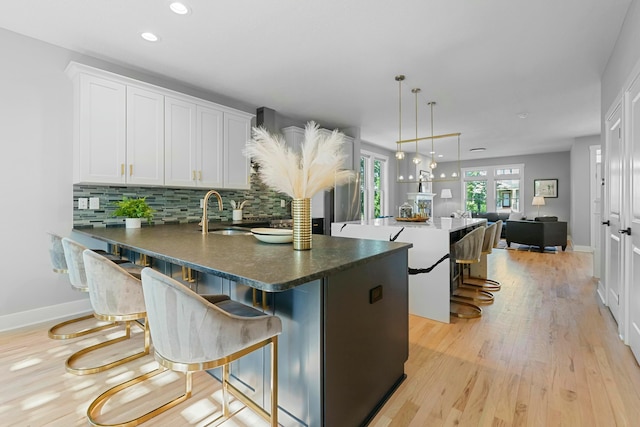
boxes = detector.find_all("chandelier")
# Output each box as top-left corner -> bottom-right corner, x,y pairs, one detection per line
394,75 -> 461,183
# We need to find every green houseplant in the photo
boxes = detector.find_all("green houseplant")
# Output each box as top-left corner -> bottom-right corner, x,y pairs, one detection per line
112,197 -> 154,228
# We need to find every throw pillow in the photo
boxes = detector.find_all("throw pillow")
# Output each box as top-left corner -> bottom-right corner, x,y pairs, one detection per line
508,211 -> 523,220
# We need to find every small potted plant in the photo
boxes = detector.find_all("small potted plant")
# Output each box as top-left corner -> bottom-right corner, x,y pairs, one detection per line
112,196 -> 154,228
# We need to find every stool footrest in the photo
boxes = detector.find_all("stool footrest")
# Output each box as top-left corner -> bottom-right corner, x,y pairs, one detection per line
450,299 -> 482,318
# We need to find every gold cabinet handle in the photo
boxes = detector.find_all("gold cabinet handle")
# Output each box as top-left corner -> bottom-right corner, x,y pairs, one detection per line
129,164 -> 133,176
198,170 -> 202,181
192,170 -> 196,180
121,164 -> 125,176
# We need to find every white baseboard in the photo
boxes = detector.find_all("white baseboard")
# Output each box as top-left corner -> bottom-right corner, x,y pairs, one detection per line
0,299 -> 92,333
572,245 -> 594,253
596,282 -> 607,305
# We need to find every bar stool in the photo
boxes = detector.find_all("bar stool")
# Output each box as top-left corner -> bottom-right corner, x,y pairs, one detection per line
64,244 -> 149,375
87,267 -> 282,427
451,226 -> 486,318
462,221 -> 501,292
47,233 -> 135,340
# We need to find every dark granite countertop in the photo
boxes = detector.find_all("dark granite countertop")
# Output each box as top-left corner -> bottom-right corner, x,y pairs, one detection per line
74,223 -> 412,292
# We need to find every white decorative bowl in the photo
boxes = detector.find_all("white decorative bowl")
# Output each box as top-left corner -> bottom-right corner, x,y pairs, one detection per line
251,228 -> 293,244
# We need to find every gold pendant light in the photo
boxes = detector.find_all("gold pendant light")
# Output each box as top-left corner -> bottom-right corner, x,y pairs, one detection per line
428,101 -> 437,170
411,88 -> 421,165
394,75 -> 405,160
394,75 -> 462,182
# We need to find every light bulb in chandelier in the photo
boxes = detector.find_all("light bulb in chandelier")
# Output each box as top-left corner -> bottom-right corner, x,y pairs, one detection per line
413,156 -> 421,164
429,160 -> 437,169
395,151 -> 405,160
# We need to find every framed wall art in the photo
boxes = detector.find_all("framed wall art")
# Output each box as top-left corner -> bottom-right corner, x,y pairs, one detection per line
534,178 -> 558,198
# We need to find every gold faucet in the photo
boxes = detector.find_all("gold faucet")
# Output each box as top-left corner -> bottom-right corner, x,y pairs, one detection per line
200,190 -> 223,234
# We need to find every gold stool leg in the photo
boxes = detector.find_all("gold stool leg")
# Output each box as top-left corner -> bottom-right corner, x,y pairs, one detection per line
222,363 -> 230,418
48,314 -> 118,340
66,319 -> 150,375
271,336 -> 278,427
87,369 -> 193,427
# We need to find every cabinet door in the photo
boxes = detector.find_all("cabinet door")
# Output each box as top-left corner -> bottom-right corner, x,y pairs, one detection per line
165,96 -> 197,187
198,105 -> 224,188
77,74 -> 126,184
223,112 -> 251,189
126,86 -> 165,185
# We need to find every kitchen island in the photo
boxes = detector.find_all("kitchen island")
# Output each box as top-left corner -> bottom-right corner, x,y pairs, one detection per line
75,223 -> 412,427
331,217 -> 486,324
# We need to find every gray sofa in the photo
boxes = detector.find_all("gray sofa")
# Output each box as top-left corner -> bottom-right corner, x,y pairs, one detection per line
506,217 -> 568,251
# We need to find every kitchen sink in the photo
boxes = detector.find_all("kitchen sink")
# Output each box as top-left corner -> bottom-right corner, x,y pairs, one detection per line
209,228 -> 252,235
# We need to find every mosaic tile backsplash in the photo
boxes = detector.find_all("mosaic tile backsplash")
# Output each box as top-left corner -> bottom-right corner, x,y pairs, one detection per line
73,174 -> 292,227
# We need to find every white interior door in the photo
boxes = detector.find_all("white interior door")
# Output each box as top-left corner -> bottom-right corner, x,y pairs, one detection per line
627,74 -> 640,362
605,101 -> 624,329
591,145 -> 602,279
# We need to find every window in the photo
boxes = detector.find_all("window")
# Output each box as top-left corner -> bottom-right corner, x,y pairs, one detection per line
462,164 -> 524,214
361,150 -> 388,220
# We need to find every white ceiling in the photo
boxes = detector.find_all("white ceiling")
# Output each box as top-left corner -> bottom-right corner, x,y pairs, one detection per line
0,0 -> 632,161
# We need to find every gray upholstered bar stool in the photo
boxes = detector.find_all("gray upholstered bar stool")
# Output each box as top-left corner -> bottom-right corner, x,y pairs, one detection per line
87,267 -> 282,427
452,224 -> 494,306
48,232 -> 134,340
63,243 -> 149,375
462,221 -> 501,292
451,226 -> 486,318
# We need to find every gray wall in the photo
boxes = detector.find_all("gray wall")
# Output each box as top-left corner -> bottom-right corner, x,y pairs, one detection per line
602,0 -> 640,114
600,0 -> 640,280
571,135 -> 600,247
430,151 -> 572,226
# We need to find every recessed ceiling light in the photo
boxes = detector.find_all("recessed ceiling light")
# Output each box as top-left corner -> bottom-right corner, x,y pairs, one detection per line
437,154 -> 444,158
169,2 -> 190,15
469,147 -> 486,152
140,32 -> 159,42
517,112 -> 528,119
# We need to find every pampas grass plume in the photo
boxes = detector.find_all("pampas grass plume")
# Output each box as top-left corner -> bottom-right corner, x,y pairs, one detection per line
244,121 -> 355,199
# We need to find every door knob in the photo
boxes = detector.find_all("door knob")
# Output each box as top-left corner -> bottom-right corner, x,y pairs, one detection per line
602,220 -> 610,226
618,227 -> 631,235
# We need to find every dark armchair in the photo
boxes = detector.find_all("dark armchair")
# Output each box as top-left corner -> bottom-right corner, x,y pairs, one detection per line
506,219 -> 568,251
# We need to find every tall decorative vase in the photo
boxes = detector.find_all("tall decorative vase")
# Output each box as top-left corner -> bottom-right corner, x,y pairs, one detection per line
292,198 -> 312,250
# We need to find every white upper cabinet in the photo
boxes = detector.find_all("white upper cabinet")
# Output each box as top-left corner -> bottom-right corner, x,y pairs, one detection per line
224,111 -> 252,190
126,86 -> 164,185
67,62 -> 254,189
164,96 -> 197,187
75,74 -> 126,184
198,105 -> 225,188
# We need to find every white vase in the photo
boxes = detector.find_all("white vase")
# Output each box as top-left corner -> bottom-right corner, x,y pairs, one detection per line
232,209 -> 243,221
125,218 -> 142,229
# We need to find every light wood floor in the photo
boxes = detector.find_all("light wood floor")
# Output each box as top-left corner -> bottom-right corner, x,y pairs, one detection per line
2,248 -> 640,426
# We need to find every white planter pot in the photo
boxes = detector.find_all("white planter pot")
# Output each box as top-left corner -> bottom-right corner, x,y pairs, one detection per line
125,218 -> 142,229
232,209 -> 243,221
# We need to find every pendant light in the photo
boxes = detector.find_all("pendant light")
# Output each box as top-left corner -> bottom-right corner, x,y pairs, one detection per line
428,101 -> 437,170
411,88 -> 421,165
395,75 -> 405,160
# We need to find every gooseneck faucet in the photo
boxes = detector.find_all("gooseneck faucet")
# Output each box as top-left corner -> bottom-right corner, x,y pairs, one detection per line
200,190 -> 223,234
